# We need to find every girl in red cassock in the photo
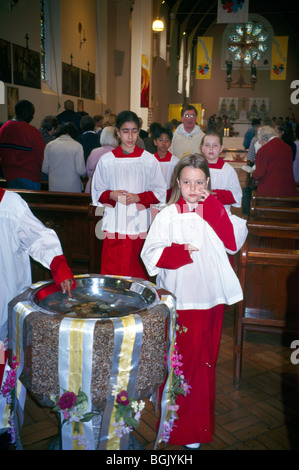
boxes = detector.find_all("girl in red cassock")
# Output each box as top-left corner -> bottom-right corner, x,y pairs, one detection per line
141,154 -> 246,449
91,110 -> 166,278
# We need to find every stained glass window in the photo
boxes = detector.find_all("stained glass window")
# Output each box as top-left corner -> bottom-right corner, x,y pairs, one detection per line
40,0 -> 46,80
227,21 -> 268,65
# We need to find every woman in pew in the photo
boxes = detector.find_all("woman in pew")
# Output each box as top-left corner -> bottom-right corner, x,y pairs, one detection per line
253,126 -> 297,197
84,126 -> 118,193
42,122 -> 86,192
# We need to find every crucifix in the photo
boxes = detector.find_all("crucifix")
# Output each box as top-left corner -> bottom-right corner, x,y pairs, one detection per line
226,26 -> 259,89
25,33 -> 29,49
87,61 -> 90,72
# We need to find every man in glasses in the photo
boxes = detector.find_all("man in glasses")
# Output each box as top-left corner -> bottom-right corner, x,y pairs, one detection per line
170,105 -> 205,159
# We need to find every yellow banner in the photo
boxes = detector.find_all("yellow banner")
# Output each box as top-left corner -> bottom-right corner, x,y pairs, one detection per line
271,36 -> 288,80
196,37 -> 213,79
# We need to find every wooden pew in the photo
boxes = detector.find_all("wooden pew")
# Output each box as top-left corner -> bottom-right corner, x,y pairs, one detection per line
251,192 -> 299,209
234,242 -> 299,389
250,191 -> 299,222
9,189 -> 103,282
247,219 -> 299,250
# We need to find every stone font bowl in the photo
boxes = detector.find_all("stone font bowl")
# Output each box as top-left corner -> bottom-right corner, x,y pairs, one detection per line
8,275 -> 171,410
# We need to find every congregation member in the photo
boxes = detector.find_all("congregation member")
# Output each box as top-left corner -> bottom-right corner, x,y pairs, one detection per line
56,99 -> 81,133
0,100 -> 45,190
85,126 -> 118,193
79,115 -> 100,162
253,125 -> 297,197
243,118 -> 260,150
39,115 -> 59,144
42,122 -> 86,192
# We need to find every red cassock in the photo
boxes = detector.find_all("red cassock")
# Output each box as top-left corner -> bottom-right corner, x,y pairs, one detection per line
141,195 -> 246,445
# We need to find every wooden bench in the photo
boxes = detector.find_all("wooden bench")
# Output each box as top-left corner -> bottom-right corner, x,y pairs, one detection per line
251,192 -> 299,209
247,219 -> 299,250
250,191 -> 299,222
9,189 -> 103,282
234,242 -> 299,389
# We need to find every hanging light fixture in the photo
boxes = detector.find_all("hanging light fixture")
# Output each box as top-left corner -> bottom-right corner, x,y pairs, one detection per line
152,18 -> 164,32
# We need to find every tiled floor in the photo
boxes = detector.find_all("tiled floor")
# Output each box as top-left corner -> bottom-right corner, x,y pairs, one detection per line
11,307 -> 299,451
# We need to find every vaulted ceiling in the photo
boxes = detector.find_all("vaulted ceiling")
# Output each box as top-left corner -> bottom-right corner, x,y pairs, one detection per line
161,0 -> 299,50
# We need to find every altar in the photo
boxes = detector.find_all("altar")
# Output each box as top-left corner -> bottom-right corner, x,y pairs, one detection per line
222,136 -> 245,150
232,120 -> 250,137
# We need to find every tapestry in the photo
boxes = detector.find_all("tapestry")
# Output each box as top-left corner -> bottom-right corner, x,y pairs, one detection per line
196,37 -> 213,80
217,0 -> 248,24
270,36 -> 288,80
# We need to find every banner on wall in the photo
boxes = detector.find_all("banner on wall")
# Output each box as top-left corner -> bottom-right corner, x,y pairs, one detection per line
196,37 -> 213,79
270,36 -> 288,80
141,54 -> 150,108
217,0 -> 248,24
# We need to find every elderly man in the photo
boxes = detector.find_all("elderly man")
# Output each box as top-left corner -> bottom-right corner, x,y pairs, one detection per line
169,105 -> 205,159
57,99 -> 81,133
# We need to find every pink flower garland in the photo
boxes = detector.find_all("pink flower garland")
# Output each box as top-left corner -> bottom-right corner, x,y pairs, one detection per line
160,339 -> 191,444
0,356 -> 19,444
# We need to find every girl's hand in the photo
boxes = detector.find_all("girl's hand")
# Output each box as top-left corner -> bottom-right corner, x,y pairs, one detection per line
110,190 -> 128,203
197,189 -> 210,201
124,192 -> 140,205
60,279 -> 74,297
110,191 -> 140,205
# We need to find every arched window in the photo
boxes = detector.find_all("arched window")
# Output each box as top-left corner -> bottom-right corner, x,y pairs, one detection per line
222,14 -> 273,71
40,0 -> 61,94
178,39 -> 184,94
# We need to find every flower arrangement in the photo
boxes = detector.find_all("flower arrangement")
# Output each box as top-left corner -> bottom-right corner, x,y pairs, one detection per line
0,355 -> 19,445
112,383 -> 145,438
159,319 -> 191,444
50,389 -> 94,450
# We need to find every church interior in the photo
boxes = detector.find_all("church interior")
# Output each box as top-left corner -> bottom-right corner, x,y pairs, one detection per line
0,0 -> 299,453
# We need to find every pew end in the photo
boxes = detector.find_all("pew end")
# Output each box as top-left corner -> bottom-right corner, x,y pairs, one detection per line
234,243 -> 299,389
